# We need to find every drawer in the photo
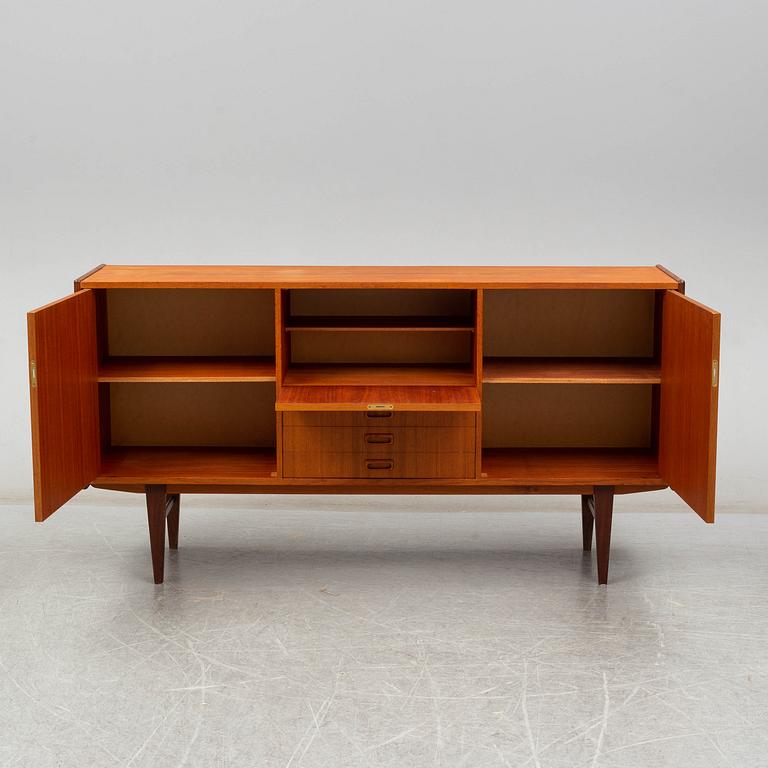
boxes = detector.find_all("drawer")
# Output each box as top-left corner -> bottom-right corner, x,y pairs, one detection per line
283,425 -> 474,455
282,410 -> 477,479
283,451 -> 475,479
283,411 -> 475,428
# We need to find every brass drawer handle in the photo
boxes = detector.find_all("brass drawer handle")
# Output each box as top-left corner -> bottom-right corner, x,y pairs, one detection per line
365,433 -> 394,444
366,460 -> 393,470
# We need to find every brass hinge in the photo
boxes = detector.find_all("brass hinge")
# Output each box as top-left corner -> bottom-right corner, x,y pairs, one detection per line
712,360 -> 718,388
367,403 -> 394,411
30,360 -> 37,388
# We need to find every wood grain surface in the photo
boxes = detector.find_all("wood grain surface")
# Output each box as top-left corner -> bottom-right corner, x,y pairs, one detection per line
28,290 -> 100,520
276,385 -> 481,411
282,425 -> 474,454
659,291 -> 720,522
282,411 -> 475,428
283,450 -> 475,479
482,448 -> 662,485
97,447 -> 277,484
79,265 -> 680,290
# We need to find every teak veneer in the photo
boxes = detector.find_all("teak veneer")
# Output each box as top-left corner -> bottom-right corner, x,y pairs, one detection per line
28,264 -> 719,585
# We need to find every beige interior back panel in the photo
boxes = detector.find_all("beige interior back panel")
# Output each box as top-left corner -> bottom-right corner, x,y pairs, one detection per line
290,331 -> 473,364
110,383 -> 276,447
290,289 -> 473,317
107,289 -> 275,356
484,290 -> 655,357
482,384 -> 652,448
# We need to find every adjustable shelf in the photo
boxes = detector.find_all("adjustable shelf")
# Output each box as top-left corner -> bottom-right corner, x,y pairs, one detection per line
283,363 -> 475,387
96,447 -> 277,484
482,357 -> 661,384
284,316 -> 474,332
276,385 -> 481,411
481,448 -> 663,485
98,356 -> 276,382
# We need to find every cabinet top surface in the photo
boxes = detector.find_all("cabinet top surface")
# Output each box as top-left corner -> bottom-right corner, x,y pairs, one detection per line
79,265 -> 680,290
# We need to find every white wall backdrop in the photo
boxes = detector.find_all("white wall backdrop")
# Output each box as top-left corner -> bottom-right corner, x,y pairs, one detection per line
1,1 -> 766,509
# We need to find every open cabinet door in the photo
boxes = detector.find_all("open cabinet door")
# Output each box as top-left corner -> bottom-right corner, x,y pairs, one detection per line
28,290 -> 100,521
659,290 -> 720,522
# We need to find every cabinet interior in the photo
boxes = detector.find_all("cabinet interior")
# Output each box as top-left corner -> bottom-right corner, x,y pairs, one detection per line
283,288 -> 476,377
481,288 -> 659,476
109,382 -> 276,447
482,384 -> 652,448
106,288 -> 275,357
288,288 -> 474,318
92,286 -> 662,482
99,289 -> 278,475
483,289 -> 655,357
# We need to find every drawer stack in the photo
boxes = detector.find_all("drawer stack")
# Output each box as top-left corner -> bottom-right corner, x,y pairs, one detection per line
282,411 -> 476,479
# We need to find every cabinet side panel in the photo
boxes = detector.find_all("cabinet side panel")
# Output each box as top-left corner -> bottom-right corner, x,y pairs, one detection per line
474,290 -> 483,477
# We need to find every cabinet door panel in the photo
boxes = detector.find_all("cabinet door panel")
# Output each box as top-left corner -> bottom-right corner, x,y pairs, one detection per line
28,290 -> 100,521
659,291 -> 720,522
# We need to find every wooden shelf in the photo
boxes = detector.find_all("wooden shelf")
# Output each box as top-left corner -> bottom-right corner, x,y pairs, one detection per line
285,316 -> 474,332
482,357 -> 661,384
96,447 -> 277,484
283,363 -> 475,387
98,356 -> 276,382
481,448 -> 662,485
277,385 -> 481,411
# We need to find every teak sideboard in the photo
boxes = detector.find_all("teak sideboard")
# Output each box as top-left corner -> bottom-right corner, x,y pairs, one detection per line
27,265 -> 720,585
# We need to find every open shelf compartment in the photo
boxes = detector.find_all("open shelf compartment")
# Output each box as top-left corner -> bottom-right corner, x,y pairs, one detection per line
99,356 -> 276,382
483,357 -> 660,384
280,287 -> 480,390
481,448 -> 662,485
98,288 -> 277,383
283,363 -> 475,387
481,380 -> 658,483
479,288 -> 662,484
483,289 -> 656,358
96,447 -> 277,484
97,381 -> 278,483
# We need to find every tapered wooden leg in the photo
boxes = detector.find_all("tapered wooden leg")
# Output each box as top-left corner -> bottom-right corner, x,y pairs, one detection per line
146,485 -> 167,584
167,494 -> 180,550
581,494 -> 594,552
593,486 -> 615,585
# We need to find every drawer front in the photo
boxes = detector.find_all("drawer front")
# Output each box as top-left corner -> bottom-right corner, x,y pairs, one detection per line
283,411 -> 475,429
283,425 -> 474,455
283,451 -> 475,479
282,411 -> 476,479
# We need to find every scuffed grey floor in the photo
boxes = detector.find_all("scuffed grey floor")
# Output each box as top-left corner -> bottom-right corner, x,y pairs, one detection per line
1,495 -> 767,768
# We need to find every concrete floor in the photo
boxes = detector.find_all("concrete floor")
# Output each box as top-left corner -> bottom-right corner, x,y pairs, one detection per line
0,496 -> 767,768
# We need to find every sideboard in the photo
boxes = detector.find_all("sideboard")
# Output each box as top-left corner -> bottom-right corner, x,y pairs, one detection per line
27,265 -> 720,584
